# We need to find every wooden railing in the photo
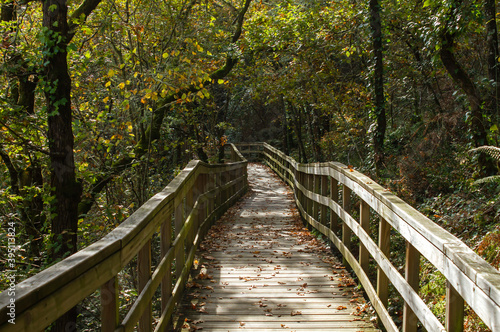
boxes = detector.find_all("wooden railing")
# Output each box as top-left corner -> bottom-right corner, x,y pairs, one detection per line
0,144 -> 248,332
236,142 -> 500,332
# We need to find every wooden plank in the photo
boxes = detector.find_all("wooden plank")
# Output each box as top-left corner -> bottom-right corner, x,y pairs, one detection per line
138,240 -> 152,332
403,242 -> 420,332
101,277 -> 119,332
446,281 -> 464,332
342,185 -> 352,267
330,176 -> 339,233
377,217 -> 390,309
161,215 -> 172,313
359,200 -> 370,273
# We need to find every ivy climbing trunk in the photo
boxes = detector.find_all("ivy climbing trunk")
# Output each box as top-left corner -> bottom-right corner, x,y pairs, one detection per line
370,0 -> 386,172
43,0 -> 81,330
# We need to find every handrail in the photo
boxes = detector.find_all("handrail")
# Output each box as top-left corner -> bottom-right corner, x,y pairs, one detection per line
235,142 -> 500,332
0,146 -> 248,332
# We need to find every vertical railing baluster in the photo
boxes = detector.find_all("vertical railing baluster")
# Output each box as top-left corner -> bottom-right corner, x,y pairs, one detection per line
313,172 -> 320,222
446,281 -> 464,332
377,217 -> 390,313
175,198 -> 185,281
160,212 -> 172,318
342,185 -> 352,267
306,169 -> 314,216
138,240 -> 152,331
403,242 -> 420,332
359,200 -> 370,273
320,175 -> 328,227
101,276 -> 118,332
330,177 -> 339,234
186,185 -> 194,253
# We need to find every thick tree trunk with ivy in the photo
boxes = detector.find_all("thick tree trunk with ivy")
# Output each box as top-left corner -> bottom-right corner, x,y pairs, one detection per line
370,0 -> 386,172
43,0 -> 81,330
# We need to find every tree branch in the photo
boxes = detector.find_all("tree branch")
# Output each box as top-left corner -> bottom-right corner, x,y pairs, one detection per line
68,0 -> 103,42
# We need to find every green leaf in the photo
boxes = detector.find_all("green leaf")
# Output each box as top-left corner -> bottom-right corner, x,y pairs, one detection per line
423,0 -> 432,7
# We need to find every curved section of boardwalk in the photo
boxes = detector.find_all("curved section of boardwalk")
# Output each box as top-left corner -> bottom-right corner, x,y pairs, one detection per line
176,163 -> 379,331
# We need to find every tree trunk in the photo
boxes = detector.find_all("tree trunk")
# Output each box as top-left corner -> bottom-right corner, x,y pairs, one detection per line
288,103 -> 308,163
280,96 -> 289,155
440,0 -> 494,174
43,0 -> 81,329
485,0 -> 499,125
370,0 -> 386,172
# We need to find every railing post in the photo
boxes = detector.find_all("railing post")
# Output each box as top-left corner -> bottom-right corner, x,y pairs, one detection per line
359,200 -> 370,273
377,217 -> 390,310
175,198 -> 185,280
320,175 -> 328,226
342,185 -> 352,267
186,184 -> 194,253
446,281 -> 464,332
313,172 -> 320,222
307,172 -> 313,218
161,213 -> 172,316
330,177 -> 339,234
101,276 -> 118,332
138,240 -> 152,332
403,242 -> 420,332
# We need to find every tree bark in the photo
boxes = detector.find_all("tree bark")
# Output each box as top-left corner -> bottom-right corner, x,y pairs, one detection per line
43,0 -> 81,329
370,0 -> 386,172
485,0 -> 499,124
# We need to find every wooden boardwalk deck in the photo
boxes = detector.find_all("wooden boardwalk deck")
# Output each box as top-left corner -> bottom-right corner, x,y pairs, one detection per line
174,163 -> 380,332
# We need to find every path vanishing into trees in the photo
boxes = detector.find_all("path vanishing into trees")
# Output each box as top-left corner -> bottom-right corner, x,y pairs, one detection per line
175,163 -> 378,331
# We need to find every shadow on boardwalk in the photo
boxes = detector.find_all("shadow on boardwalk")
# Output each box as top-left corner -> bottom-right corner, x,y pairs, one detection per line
173,163 -> 380,332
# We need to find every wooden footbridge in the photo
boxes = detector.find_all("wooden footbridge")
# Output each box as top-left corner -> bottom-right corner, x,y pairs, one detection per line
1,143 -> 500,332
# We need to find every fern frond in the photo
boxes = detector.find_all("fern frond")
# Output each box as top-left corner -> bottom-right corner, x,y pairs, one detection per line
469,145 -> 500,161
472,175 -> 500,186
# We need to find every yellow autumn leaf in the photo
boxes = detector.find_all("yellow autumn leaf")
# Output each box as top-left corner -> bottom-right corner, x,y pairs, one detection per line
118,82 -> 125,89
103,96 -> 109,103
105,81 -> 111,88
108,69 -> 116,77
197,91 -> 205,99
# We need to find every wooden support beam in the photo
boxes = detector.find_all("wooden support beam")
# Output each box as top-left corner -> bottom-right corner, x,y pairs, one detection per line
342,186 -> 352,267
161,215 -> 172,314
320,175 -> 328,226
446,281 -> 464,332
175,201 -> 185,280
403,242 -> 420,332
377,217 -> 390,308
359,200 -> 370,273
330,177 -> 339,233
100,277 -> 118,332
313,173 -> 320,221
138,240 -> 152,332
